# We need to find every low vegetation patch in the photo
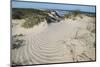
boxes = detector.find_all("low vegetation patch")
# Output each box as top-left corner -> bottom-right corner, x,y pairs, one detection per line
12,34 -> 25,49
12,8 -> 48,19
12,8 -> 49,28
72,10 -> 81,17
22,15 -> 45,28
64,10 -> 83,20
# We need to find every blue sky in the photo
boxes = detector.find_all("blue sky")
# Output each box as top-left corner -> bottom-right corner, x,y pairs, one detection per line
12,1 -> 96,13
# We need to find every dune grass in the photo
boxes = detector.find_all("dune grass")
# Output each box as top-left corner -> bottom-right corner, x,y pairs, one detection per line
64,10 -> 84,20
64,10 -> 80,17
12,34 -> 25,49
22,15 -> 45,28
12,8 -> 49,19
12,8 -> 49,28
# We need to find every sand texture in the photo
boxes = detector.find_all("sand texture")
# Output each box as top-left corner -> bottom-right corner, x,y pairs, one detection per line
11,14 -> 96,65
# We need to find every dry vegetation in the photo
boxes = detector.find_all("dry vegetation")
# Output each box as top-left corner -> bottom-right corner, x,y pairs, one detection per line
12,34 -> 25,49
12,8 -> 49,28
22,16 -> 45,28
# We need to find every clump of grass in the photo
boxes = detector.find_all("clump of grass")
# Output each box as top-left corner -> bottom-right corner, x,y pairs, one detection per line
72,10 -> 81,17
12,11 -> 24,19
12,34 -> 25,49
64,13 -> 71,19
13,34 -> 24,37
64,10 -> 83,20
22,15 -> 45,28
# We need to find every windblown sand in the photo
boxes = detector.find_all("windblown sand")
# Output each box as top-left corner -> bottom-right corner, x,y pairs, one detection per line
11,15 -> 96,65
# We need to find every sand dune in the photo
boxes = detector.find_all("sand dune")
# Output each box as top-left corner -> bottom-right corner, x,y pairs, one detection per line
11,14 -> 95,65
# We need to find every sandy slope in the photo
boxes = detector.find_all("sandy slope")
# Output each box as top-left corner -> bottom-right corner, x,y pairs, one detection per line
11,14 -> 96,65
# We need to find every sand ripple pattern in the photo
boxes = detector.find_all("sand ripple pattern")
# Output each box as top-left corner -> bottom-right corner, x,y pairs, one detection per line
12,15 -> 96,65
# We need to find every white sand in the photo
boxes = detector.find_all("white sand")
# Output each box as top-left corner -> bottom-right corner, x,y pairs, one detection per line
12,14 -> 95,65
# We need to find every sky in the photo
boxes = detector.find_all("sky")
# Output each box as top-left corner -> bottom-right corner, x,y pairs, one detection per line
12,1 -> 96,13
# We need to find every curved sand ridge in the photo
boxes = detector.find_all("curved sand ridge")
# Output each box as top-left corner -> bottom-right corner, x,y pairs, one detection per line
12,15 -> 95,65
